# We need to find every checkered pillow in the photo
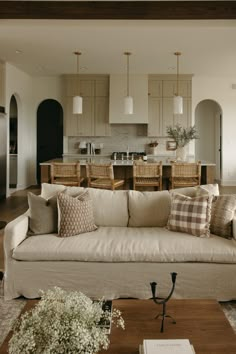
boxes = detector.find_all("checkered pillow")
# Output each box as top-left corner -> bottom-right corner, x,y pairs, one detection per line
57,191 -> 97,237
167,193 -> 213,237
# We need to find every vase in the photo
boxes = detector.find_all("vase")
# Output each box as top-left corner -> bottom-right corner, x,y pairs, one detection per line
176,146 -> 187,161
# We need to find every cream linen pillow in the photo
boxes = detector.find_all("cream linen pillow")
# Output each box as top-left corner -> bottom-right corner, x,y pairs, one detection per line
196,184 -> 220,197
57,191 -> 97,237
210,195 -> 236,239
167,193 -> 213,237
41,183 -> 66,199
128,190 -> 171,227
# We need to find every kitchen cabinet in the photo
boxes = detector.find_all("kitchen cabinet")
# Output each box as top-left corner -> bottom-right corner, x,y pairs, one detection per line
0,61 -> 6,110
109,74 -> 148,124
148,97 -> 162,137
63,75 -> 110,136
162,97 -> 191,136
148,75 -> 192,137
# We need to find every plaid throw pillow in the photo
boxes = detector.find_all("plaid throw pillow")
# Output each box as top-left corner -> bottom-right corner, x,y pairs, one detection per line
167,193 -> 213,237
57,191 -> 97,237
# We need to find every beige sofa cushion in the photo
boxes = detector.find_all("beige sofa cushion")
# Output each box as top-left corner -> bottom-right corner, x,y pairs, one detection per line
169,184 -> 219,198
88,188 -> 129,227
128,190 -> 171,227
13,226 -> 236,263
41,184 -> 129,227
41,183 -> 67,199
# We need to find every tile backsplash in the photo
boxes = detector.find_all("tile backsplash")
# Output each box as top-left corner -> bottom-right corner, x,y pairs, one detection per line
66,124 -> 179,157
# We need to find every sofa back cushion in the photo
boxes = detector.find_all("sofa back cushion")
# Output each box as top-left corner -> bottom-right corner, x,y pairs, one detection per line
88,188 -> 129,226
128,190 -> 171,227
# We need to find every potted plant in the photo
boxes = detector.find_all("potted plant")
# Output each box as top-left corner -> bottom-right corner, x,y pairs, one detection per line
148,140 -> 159,155
9,287 -> 125,354
166,124 -> 198,160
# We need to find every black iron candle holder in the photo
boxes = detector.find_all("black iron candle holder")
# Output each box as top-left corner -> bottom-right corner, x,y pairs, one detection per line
150,272 -> 177,333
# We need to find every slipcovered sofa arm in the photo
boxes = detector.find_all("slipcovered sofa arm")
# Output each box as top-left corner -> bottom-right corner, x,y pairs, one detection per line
232,216 -> 236,239
4,213 -> 29,258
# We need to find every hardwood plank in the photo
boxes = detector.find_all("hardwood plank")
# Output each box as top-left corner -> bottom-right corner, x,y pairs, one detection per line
1,299 -> 236,354
0,1 -> 236,20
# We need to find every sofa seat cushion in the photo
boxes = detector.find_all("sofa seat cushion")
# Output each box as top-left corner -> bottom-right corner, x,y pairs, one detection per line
13,227 -> 236,263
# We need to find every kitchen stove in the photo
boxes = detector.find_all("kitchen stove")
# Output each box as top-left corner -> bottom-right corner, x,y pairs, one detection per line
111,152 -> 145,160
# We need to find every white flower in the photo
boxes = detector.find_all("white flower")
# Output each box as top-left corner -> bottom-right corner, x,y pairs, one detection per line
9,287 -> 125,354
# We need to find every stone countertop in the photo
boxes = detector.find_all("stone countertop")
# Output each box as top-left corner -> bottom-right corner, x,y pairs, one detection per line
40,157 -> 216,166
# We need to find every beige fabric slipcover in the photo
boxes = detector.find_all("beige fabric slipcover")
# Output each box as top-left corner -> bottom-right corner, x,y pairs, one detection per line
41,183 -> 129,227
4,183 -> 236,301
13,227 -> 236,263
128,190 -> 171,227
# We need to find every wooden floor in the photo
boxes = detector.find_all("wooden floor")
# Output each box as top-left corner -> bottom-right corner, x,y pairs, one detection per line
0,184 -> 236,271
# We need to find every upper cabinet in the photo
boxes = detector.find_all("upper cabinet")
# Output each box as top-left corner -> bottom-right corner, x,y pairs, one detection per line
109,75 -> 148,124
0,61 -> 6,110
63,75 -> 110,137
148,75 -> 193,137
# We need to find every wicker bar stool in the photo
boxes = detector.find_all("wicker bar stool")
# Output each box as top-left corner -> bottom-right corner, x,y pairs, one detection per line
86,163 -> 125,190
170,161 -> 201,189
133,161 -> 163,191
50,162 -> 84,186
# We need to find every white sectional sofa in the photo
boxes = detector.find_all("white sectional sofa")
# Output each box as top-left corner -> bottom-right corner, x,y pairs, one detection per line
4,183 -> 236,300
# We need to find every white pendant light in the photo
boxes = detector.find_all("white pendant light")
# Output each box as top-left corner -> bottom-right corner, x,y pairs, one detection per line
174,52 -> 183,115
124,52 -> 133,115
73,51 -> 83,114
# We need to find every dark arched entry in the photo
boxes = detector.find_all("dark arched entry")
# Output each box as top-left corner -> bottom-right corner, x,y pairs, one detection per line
37,99 -> 63,184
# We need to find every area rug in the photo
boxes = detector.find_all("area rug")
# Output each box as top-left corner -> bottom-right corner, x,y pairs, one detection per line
0,291 -> 236,347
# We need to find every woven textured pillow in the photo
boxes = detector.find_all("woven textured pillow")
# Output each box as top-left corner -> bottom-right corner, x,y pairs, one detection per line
57,191 -> 97,237
27,192 -> 58,235
167,193 -> 213,237
210,195 -> 236,239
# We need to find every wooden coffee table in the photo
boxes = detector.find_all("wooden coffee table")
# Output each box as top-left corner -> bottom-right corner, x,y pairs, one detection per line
1,299 -> 236,354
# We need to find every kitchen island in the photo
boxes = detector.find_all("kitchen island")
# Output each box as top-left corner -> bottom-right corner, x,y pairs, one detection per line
40,156 -> 216,189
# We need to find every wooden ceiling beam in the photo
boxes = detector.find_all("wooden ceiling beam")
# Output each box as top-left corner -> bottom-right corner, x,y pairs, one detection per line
0,1 -> 236,20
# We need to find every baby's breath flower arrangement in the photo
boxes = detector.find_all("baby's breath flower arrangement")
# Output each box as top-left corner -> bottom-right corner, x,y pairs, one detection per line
9,287 -> 125,354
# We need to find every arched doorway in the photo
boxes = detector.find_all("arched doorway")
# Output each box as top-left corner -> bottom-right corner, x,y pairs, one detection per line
195,99 -> 222,182
9,95 -> 18,189
37,99 -> 63,184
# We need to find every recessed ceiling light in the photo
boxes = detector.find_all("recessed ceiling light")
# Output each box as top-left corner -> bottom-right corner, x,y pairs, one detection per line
15,50 -> 22,54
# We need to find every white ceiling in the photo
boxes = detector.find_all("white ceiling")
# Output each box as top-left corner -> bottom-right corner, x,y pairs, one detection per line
0,19 -> 236,76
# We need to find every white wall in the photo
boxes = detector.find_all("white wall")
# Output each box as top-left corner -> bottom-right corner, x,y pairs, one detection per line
6,70 -> 64,194
5,63 -> 34,195
192,75 -> 236,186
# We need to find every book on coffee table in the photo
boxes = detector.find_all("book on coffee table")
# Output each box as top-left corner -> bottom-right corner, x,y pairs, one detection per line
141,339 -> 195,354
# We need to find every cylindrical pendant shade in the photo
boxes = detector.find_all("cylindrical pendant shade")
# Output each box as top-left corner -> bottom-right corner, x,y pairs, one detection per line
173,95 -> 183,115
124,95 -> 133,115
73,96 -> 83,114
